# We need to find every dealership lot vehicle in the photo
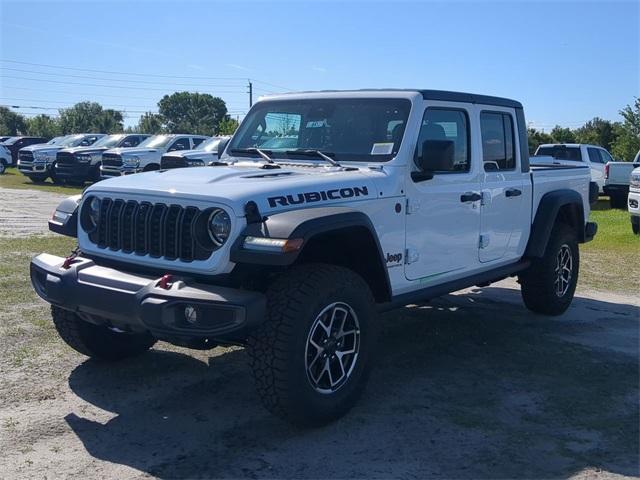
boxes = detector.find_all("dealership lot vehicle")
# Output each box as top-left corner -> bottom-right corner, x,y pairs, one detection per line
160,136 -> 230,170
534,143 -> 616,194
604,150 -> 640,208
100,134 -> 209,177
1,135 -> 49,167
18,134 -> 105,183
54,134 -> 150,184
628,166 -> 640,234
31,90 -> 597,426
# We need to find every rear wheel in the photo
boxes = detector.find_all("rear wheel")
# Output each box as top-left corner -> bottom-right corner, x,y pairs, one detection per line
247,264 -> 378,426
51,306 -> 156,361
519,223 -> 579,316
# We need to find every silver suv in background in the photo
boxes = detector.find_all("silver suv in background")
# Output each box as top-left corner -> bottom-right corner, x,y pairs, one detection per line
160,136 -> 230,170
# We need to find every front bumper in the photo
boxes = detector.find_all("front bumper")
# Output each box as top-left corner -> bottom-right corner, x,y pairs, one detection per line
55,162 -> 92,180
100,165 -> 139,178
30,253 -> 266,343
18,160 -> 50,175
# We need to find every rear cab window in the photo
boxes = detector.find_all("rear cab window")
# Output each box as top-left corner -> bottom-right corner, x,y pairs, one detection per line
536,145 -> 583,162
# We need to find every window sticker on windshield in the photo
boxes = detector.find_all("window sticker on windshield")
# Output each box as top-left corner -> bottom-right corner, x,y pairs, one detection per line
371,143 -> 394,155
306,120 -> 328,128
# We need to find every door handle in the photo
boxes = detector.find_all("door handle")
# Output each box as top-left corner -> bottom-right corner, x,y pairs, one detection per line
460,192 -> 481,203
505,188 -> 522,198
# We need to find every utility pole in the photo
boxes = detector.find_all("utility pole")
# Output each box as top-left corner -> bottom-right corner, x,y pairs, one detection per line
247,80 -> 253,108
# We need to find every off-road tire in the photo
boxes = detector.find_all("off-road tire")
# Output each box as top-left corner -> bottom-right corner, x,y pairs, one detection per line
51,306 -> 156,361
519,223 -> 579,316
609,194 -> 627,209
246,264 -> 378,426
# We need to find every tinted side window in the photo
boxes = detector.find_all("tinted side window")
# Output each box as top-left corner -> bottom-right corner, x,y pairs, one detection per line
192,137 -> 206,148
588,148 -> 603,164
480,112 -> 516,170
415,108 -> 470,173
169,138 -> 190,151
599,149 -> 613,163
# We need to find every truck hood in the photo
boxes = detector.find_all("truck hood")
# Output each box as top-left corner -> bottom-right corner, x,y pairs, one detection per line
59,146 -> 109,155
21,144 -> 64,153
104,147 -> 162,157
163,149 -> 215,159
87,163 -> 384,216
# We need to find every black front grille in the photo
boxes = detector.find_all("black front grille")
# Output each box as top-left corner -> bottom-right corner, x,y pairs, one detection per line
56,151 -> 76,165
102,153 -> 122,167
90,198 -> 210,262
19,151 -> 34,162
160,155 -> 188,170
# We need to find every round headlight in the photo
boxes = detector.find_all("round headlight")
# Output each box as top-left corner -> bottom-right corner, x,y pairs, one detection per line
208,209 -> 231,246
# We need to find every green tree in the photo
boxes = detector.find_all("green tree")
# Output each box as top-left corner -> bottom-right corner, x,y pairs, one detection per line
550,125 -> 576,144
58,102 -> 123,133
0,107 -> 27,135
137,112 -> 164,134
158,92 -> 227,135
573,117 -> 619,151
527,127 -> 553,155
611,98 -> 640,161
26,114 -> 62,138
217,116 -> 239,135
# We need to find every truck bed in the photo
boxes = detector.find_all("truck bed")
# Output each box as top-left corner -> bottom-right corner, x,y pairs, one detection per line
530,162 -> 591,223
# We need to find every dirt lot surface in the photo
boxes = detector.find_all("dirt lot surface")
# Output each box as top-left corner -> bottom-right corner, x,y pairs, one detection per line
0,187 -> 67,237
0,187 -> 638,479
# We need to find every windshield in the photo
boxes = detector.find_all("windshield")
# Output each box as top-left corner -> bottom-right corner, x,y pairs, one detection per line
138,135 -> 173,149
92,134 -> 125,148
195,137 -> 222,152
58,135 -> 91,147
536,146 -> 583,162
46,136 -> 65,145
228,98 -> 411,162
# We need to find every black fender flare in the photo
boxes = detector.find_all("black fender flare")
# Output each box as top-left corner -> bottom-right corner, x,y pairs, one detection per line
48,194 -> 81,238
230,206 -> 391,299
525,189 -> 585,258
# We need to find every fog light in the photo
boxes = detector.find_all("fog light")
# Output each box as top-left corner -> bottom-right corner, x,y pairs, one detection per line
184,305 -> 198,324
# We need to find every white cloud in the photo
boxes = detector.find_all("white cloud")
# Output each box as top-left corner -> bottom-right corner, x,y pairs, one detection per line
312,66 -> 327,73
226,63 -> 251,72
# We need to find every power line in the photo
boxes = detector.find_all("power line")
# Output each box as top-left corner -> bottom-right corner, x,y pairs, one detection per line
0,59 -> 294,90
0,75 -> 247,93
0,67 -> 248,89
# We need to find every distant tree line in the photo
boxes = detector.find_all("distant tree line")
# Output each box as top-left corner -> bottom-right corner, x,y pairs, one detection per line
0,91 -> 240,139
527,98 -> 639,161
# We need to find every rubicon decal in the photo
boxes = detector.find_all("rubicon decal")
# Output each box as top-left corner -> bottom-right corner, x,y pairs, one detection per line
268,186 -> 369,208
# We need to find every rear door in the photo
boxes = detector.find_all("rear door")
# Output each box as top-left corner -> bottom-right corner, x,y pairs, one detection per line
478,109 -> 529,263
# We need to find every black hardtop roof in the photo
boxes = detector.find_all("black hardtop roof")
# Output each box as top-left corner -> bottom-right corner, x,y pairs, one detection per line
270,89 -> 523,109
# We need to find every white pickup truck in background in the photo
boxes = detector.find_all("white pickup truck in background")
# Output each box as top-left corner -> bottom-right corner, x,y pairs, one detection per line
604,150 -> 640,208
628,166 -> 640,234
533,143 -> 616,195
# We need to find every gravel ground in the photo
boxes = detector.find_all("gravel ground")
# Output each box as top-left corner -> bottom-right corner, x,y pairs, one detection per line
0,187 -> 67,237
0,187 -> 638,479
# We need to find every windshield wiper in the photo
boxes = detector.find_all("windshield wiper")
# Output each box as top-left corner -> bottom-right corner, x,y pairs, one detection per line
285,149 -> 342,167
230,147 -> 275,164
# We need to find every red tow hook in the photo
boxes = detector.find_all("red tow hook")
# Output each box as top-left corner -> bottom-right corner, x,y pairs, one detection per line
62,247 -> 80,270
158,274 -> 173,290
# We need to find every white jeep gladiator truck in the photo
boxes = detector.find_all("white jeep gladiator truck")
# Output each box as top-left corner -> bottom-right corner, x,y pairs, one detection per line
100,134 -> 209,178
31,90 -> 597,426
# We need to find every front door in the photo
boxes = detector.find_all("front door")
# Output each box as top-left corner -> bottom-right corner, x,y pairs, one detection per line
405,104 -> 482,282
478,110 -> 528,263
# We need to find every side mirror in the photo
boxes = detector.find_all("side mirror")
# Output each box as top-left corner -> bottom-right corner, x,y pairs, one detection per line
217,138 -> 230,159
412,140 -> 454,182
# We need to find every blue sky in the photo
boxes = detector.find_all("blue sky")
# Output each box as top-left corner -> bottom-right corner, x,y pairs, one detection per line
1,0 -> 638,129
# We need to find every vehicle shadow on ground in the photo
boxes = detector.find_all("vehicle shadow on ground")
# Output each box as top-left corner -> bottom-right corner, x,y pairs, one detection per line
66,286 -> 639,479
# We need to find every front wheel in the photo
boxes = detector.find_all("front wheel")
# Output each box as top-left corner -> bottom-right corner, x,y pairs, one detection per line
51,306 -> 156,361
0,160 -> 6,174
519,223 -> 579,316
247,264 -> 378,426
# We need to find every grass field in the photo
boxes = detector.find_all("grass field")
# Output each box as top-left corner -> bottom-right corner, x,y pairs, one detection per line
0,167 -> 84,195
